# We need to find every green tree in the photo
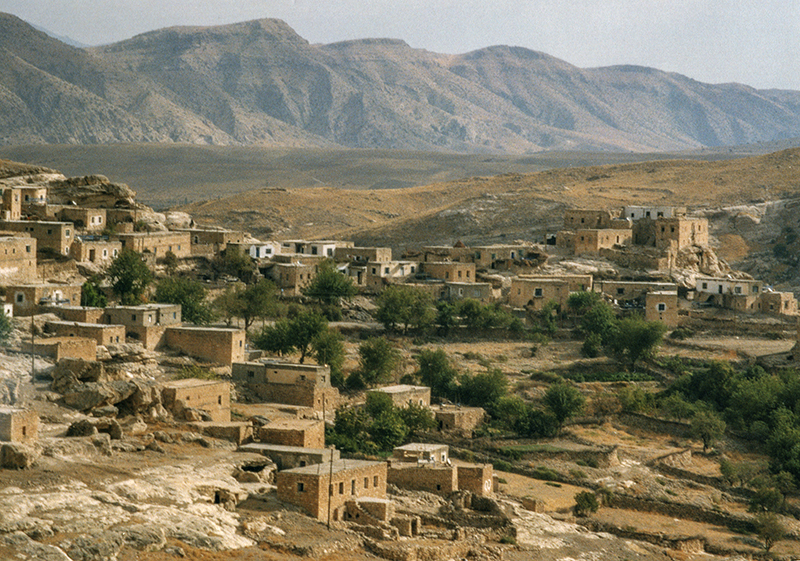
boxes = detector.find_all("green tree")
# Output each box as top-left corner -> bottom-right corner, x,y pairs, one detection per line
494,395 -> 528,431
460,368 -> 508,410
302,260 -> 357,306
755,512 -> 785,552
154,277 -> 214,324
254,310 -> 328,363
376,285 -> 436,334
236,280 -> 279,330
310,329 -> 346,388
107,249 -> 153,305
436,301 -> 458,336
567,291 -> 602,317
212,246 -> 256,282
160,250 -> 179,274
660,392 -> 695,422
580,300 -> 616,342
398,403 -> 437,437
355,337 -> 401,386
690,409 -> 726,453
0,311 -> 11,346
516,406 -> 559,438
81,276 -> 107,308
543,382 -> 585,430
369,407 -> 409,450
605,317 -> 667,369
212,286 -> 239,326
416,348 -> 459,399
749,487 -> 784,514
537,300 -> 559,335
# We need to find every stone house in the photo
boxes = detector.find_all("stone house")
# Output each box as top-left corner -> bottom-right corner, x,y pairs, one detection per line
654,217 -> 708,250
258,419 -> 326,449
367,385 -> 431,408
363,260 -> 419,290
276,460 -> 387,522
1,188 -> 21,220
334,246 -> 392,263
0,220 -> 73,255
231,361 -> 339,411
644,291 -> 680,327
103,304 -> 181,350
595,281 -> 678,304
422,261 -> 475,283
114,231 -> 191,258
444,282 -> 493,302
49,306 -> 106,324
623,205 -> 686,220
434,405 -> 485,436
227,241 -> 281,260
420,245 -> 475,263
45,321 -> 126,346
239,443 -> 340,470
508,278 -> 569,310
563,209 -> 617,230
70,237 -> 121,264
178,228 -> 246,257
6,283 -> 81,316
0,235 -> 36,283
758,291 -> 799,316
164,326 -> 246,366
573,228 -> 633,255
280,239 -> 352,257
696,276 -> 763,311
393,443 -> 449,464
161,379 -> 231,422
57,208 -> 107,232
268,262 -> 318,296
387,462 -> 457,495
470,244 -> 531,269
0,407 -> 39,444
24,336 -> 97,361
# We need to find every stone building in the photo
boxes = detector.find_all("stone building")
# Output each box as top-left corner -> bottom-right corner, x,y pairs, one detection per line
49,306 -> 106,324
0,235 -> 36,283
103,304 -> 181,350
178,228 -> 246,257
70,238 -> 121,264
387,463 -> 457,495
24,336 -> 96,361
1,188 -> 21,220
595,281 -> 677,303
239,443 -> 340,470
434,405 -> 485,436
0,220 -> 73,255
57,208 -> 107,232
644,291 -> 680,327
258,419 -> 325,449
471,244 -> 532,269
393,443 -> 449,464
0,407 -> 39,444
563,209 -> 616,230
654,217 -> 708,250
363,261 -> 419,290
6,283 -> 82,316
573,229 -> 633,255
114,231 -> 191,258
164,326 -> 246,366
367,385 -> 431,408
444,282 -> 493,303
334,246 -> 392,263
696,276 -> 763,311
758,291 -> 799,316
268,262 -> 318,296
622,205 -> 685,220
422,261 -> 475,283
279,239 -> 351,257
161,379 -> 231,422
232,361 -> 339,411
276,460 -> 387,522
45,321 -> 126,346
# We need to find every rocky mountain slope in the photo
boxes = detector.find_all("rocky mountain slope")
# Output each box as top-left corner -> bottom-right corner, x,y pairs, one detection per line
3,12 -> 800,152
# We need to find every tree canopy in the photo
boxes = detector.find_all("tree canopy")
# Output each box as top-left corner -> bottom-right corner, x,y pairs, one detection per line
154,277 -> 214,324
543,382 -> 585,430
302,260 -> 357,305
376,285 -> 436,334
254,310 -> 328,363
107,249 -> 153,305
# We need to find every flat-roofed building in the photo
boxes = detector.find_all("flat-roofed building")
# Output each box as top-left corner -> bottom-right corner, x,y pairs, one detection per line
46,321 -> 125,346
655,217 -> 708,250
623,206 -> 685,220
258,419 -> 325,449
70,238 -> 121,264
239,443 -> 340,470
165,326 -> 246,366
57,208 -> 107,232
444,282 -> 493,302
0,220 -> 73,255
232,361 -> 339,411
434,405 -> 485,436
645,291 -> 680,327
574,228 -> 632,255
1,188 -> 21,220
759,291 -> 799,316
393,443 -> 449,465
563,209 -> 616,230
6,283 -> 81,316
277,460 -> 387,522
367,385 -> 430,408
334,246 -> 392,263
0,407 -> 39,444
422,261 -> 475,283
0,235 -> 36,283
114,231 -> 191,258
161,379 -> 231,422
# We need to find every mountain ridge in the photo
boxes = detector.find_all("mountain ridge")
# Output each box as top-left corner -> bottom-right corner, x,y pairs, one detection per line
3,12 -> 800,152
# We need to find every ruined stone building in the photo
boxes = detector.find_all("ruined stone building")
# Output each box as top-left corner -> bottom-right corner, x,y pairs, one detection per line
161,379 -> 231,422
114,231 -> 191,258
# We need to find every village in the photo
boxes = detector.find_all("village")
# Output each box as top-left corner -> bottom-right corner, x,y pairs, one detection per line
3,164 -> 800,561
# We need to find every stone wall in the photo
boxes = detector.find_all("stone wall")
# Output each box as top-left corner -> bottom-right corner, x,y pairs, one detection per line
387,464 -> 457,495
161,379 -> 231,422
46,321 -> 126,346
165,327 -> 245,366
240,382 -> 339,411
456,464 -> 493,496
258,420 -> 325,448
23,337 -> 96,361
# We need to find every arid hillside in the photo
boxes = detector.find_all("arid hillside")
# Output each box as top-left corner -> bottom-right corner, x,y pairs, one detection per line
183,147 -> 800,243
3,12 -> 800,152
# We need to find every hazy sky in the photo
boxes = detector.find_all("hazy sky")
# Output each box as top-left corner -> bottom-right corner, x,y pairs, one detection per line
1,0 -> 797,90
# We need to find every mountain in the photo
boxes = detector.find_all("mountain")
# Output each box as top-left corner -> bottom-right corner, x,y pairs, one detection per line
2,13 -> 800,152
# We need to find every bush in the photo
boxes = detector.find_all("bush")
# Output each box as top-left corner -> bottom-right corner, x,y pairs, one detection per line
573,491 -> 600,516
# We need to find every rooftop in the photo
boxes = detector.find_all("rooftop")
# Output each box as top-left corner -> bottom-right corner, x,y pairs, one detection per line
239,443 -> 331,455
394,443 -> 448,452
370,385 -> 429,394
282,459 -> 383,476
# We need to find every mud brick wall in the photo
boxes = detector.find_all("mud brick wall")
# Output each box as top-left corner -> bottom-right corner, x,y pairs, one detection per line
387,465 -> 457,495
162,380 -> 231,422
258,421 -> 325,448
456,464 -> 493,496
241,383 -> 338,411
165,327 -> 245,365
0,408 -> 39,443
24,337 -> 96,361
190,422 -> 252,445
127,325 -> 167,350
277,461 -> 387,521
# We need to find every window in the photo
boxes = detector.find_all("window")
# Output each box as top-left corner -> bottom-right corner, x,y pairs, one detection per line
702,283 -> 708,290
645,211 -> 651,217
657,303 -> 666,312
297,482 -> 305,492
457,270 -> 462,279
132,314 -> 137,322
218,396 -> 222,405
373,475 -> 379,486
364,477 -> 369,488
752,286 -> 759,294
372,268 -> 377,275
670,227 -> 675,233
351,480 -> 356,494
617,288 -> 625,295
534,288 -> 543,297
384,267 -> 390,275
735,286 -> 742,294
16,293 -> 23,303
339,482 -> 344,494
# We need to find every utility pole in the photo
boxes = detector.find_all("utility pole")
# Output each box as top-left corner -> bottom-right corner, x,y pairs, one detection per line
30,313 -> 35,379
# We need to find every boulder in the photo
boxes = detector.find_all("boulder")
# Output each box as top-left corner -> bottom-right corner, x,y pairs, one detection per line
66,419 -> 99,437
1,443 -> 39,469
51,358 -> 107,393
61,381 -> 139,412
164,211 -> 193,230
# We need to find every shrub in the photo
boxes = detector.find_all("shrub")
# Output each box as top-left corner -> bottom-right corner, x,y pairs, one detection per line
573,491 -> 600,516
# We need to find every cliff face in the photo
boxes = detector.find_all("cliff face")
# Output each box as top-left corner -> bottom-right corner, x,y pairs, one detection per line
3,12 -> 800,152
